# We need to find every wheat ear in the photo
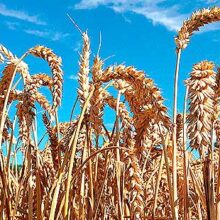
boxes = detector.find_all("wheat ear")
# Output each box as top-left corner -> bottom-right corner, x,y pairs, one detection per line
89,56 -> 104,135
176,7 -> 220,49
186,61 -> 216,157
29,45 -> 63,112
77,32 -> 90,108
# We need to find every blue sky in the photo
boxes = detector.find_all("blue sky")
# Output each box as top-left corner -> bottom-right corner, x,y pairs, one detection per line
1,0 -> 220,124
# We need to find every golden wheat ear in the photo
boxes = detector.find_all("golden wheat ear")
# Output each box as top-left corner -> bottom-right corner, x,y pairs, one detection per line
89,56 -> 105,136
28,45 -> 63,113
99,65 -> 171,159
77,32 -> 91,108
176,7 -> 220,50
176,113 -> 183,149
186,61 -> 217,157
42,113 -> 59,169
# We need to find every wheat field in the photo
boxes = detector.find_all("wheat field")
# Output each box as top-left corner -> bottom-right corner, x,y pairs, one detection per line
1,6 -> 220,220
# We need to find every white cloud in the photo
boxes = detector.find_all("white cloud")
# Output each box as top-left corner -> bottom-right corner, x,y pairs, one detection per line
130,5 -> 187,31
1,4 -> 71,43
74,0 -> 188,31
51,32 -> 70,41
74,0 -> 220,32
75,0 -> 112,9
203,0 -> 219,3
24,29 -> 69,41
0,3 -> 46,25
24,29 -> 48,38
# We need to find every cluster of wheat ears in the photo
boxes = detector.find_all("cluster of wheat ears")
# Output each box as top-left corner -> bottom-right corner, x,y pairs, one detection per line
2,6 -> 220,220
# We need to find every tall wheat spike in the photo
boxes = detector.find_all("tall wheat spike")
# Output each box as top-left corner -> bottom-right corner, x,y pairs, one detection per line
89,56 -> 104,136
186,61 -> 216,157
78,32 -> 90,108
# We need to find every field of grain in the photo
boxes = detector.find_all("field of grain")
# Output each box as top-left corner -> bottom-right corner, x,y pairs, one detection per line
1,6 -> 220,220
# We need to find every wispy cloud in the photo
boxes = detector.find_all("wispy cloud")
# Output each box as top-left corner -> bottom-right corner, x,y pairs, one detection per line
0,3 -> 46,25
202,0 -> 219,3
24,29 -> 70,41
52,32 -> 70,41
24,29 -> 48,38
74,0 -> 188,31
130,5 -> 187,31
5,21 -> 19,30
1,4 -> 70,42
74,0 -> 220,32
